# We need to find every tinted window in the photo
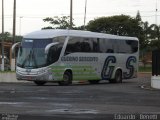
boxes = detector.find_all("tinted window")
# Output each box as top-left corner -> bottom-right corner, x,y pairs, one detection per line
65,37 -> 138,54
117,40 -> 138,53
47,44 -> 62,64
92,38 -> 99,52
128,40 -> 138,53
117,40 -> 129,53
47,36 -> 65,64
65,37 -> 82,54
22,39 -> 52,48
81,38 -> 92,52
54,36 -> 66,44
65,37 -> 99,54
99,39 -> 115,53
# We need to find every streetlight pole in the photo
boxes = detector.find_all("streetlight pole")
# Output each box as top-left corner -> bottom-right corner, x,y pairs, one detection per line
19,16 -> 23,35
11,0 -> 16,71
1,0 -> 4,71
13,0 -> 16,44
83,0 -> 87,30
70,0 -> 73,29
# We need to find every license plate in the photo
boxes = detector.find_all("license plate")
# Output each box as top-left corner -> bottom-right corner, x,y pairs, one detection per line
27,76 -> 32,80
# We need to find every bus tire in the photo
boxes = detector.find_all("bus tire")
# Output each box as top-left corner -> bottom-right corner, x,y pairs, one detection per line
34,81 -> 46,86
109,70 -> 122,83
58,71 -> 72,86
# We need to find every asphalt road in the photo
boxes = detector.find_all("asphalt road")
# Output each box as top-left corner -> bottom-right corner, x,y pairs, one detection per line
0,74 -> 160,120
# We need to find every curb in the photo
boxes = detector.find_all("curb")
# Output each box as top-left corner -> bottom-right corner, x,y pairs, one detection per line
140,85 -> 160,91
138,72 -> 151,74
0,72 -> 18,82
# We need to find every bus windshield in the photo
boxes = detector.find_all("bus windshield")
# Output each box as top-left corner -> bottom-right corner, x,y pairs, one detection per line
17,39 -> 53,69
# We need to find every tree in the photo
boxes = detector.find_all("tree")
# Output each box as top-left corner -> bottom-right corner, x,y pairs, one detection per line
147,24 -> 160,49
87,15 -> 141,35
136,10 -> 142,22
86,15 -> 145,49
74,25 -> 86,30
0,32 -> 11,41
140,21 -> 152,61
142,22 -> 150,39
0,32 -> 22,42
140,21 -> 151,49
42,16 -> 74,29
149,24 -> 160,41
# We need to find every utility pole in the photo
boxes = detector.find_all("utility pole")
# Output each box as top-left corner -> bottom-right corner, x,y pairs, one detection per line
70,0 -> 73,29
13,0 -> 16,44
83,0 -> 87,30
1,0 -> 4,71
11,0 -> 16,71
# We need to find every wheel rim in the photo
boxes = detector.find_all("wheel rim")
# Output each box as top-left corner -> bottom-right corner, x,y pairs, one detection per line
63,74 -> 69,82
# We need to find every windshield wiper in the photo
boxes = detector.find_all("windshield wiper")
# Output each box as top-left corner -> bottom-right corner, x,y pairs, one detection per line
32,50 -> 38,68
21,49 -> 39,68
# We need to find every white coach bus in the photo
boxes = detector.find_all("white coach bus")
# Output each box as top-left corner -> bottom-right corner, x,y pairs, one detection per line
12,29 -> 139,85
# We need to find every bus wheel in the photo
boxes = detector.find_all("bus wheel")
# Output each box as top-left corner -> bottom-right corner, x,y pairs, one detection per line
109,70 -> 122,83
89,80 -> 100,84
58,71 -> 72,86
34,81 -> 46,86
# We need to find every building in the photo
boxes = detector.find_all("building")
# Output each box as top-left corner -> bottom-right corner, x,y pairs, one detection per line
0,41 -> 13,70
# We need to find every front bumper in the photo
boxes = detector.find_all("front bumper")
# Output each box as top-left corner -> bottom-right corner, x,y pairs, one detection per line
16,68 -> 54,82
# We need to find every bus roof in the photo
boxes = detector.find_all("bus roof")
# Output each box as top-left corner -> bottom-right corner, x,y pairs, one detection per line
24,29 -> 138,41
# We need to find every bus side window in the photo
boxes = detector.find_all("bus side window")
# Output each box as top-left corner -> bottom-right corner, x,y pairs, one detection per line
117,40 -> 138,54
99,39 -> 114,53
47,45 -> 62,64
118,40 -> 129,53
126,40 -> 138,53
106,49 -> 114,53
81,42 -> 91,52
92,38 -> 100,52
65,37 -> 82,54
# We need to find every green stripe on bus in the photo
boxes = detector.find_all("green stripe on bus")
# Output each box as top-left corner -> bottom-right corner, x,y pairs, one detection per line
72,66 -> 92,69
51,65 -> 92,69
52,66 -> 65,68
52,70 -> 64,73
50,65 -> 100,80
73,69 -> 95,72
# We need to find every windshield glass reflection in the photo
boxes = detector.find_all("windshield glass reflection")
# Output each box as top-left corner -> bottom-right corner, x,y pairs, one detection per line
17,39 -> 52,69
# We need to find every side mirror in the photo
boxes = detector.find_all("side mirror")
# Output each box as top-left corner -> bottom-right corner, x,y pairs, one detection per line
45,42 -> 59,54
11,42 -> 21,55
64,51 -> 71,56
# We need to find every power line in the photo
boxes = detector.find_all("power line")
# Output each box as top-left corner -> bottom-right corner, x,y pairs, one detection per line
1,14 -> 160,19
1,10 -> 160,18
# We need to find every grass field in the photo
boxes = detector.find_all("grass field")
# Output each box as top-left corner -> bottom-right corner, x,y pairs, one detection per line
139,66 -> 152,72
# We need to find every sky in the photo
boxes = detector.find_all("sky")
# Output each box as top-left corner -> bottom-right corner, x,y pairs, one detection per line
0,0 -> 160,35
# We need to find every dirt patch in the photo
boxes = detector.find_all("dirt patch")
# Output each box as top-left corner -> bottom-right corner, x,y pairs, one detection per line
138,72 -> 152,77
